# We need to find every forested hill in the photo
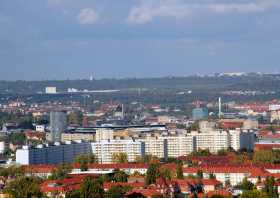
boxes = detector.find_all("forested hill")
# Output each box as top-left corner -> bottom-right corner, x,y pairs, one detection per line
1,74 -> 280,94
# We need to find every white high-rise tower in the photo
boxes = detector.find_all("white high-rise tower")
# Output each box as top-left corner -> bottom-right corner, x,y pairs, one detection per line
218,97 -> 222,119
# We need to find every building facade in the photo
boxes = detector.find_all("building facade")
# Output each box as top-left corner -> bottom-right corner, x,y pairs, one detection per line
91,140 -> 145,164
50,111 -> 67,142
16,141 -> 92,165
95,129 -> 114,141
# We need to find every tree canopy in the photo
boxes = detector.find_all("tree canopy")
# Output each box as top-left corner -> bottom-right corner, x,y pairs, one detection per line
4,176 -> 43,198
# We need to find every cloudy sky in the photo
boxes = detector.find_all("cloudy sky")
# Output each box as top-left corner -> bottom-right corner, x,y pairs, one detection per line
1,0 -> 280,80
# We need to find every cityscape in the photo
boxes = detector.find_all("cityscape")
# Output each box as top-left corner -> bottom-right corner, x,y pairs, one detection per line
2,0 -> 280,198
0,74 -> 280,198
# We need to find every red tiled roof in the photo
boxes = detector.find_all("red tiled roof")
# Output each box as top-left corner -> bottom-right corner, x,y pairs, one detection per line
173,179 -> 221,187
22,165 -> 56,173
254,143 -> 280,150
207,190 -> 231,197
183,165 -> 267,175
125,189 -> 161,197
104,182 -> 144,190
41,175 -> 97,193
73,163 -> 149,169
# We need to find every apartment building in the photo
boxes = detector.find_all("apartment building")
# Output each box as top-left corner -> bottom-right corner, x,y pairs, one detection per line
91,140 -> 145,164
190,129 -> 255,153
16,141 -> 92,165
140,137 -> 166,159
162,136 -> 196,157
95,129 -> 114,141
191,131 -> 230,153
139,135 -> 196,159
61,132 -> 95,142
229,130 -> 255,151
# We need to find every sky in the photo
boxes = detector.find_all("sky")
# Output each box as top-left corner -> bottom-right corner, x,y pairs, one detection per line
0,0 -> 280,80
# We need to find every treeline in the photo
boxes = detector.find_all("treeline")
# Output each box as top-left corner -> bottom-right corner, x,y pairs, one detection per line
1,74 -> 280,94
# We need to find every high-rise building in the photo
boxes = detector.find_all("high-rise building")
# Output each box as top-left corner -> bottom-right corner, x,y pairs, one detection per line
140,135 -> 196,159
91,140 -> 145,164
50,111 -> 67,142
95,129 -> 114,141
190,131 -> 230,153
16,141 -> 92,165
189,129 -> 255,153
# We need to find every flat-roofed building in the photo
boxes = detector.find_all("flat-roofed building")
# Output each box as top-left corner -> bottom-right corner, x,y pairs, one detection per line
61,132 -> 95,142
190,131 -> 230,153
91,140 -> 145,164
95,129 -> 114,141
140,135 -> 196,159
16,141 -> 92,165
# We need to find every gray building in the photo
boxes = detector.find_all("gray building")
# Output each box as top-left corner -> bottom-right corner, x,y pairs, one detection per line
50,111 -> 67,142
16,141 -> 92,165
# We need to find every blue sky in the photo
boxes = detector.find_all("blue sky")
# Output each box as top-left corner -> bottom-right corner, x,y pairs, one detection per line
0,0 -> 280,80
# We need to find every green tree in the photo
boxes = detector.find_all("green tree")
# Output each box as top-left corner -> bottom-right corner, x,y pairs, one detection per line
176,162 -> 184,179
262,176 -> 278,198
75,154 -> 98,164
0,165 -> 23,178
196,170 -> 203,179
217,149 -> 228,156
75,154 -> 98,171
160,167 -> 172,181
145,163 -> 160,185
241,190 -> 268,198
80,161 -> 89,172
237,177 -> 254,190
49,164 -> 71,180
210,195 -> 228,198
135,155 -> 159,164
68,112 -> 83,125
225,180 -> 231,188
66,190 -> 80,198
113,169 -> 128,182
191,149 -> 210,157
105,186 -> 132,198
80,176 -> 104,198
4,176 -> 43,198
209,173 -> 216,179
112,153 -> 128,163
253,150 -> 276,164
10,132 -> 26,145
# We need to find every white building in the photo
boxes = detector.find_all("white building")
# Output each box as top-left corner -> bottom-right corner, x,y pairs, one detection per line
140,135 -> 196,159
229,130 -> 255,151
0,141 -> 5,154
95,129 -> 114,141
91,140 -> 145,164
191,131 -> 230,153
45,87 -> 57,94
35,125 -> 45,132
16,141 -> 92,165
140,137 -> 166,159
190,129 -> 255,153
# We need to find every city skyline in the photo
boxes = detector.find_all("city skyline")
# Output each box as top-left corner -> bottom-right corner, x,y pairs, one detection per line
1,0 -> 280,80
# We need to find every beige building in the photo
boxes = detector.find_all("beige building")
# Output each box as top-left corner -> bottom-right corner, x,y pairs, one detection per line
95,129 -> 114,141
190,131 -> 230,153
61,132 -> 95,142
190,129 -> 255,153
91,140 -> 144,164
140,135 -> 195,159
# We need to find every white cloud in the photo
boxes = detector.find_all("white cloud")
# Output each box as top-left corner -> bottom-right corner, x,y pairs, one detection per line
127,0 -> 280,24
77,8 -> 99,25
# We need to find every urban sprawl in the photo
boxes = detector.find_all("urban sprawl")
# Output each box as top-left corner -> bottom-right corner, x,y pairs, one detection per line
1,76 -> 280,198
